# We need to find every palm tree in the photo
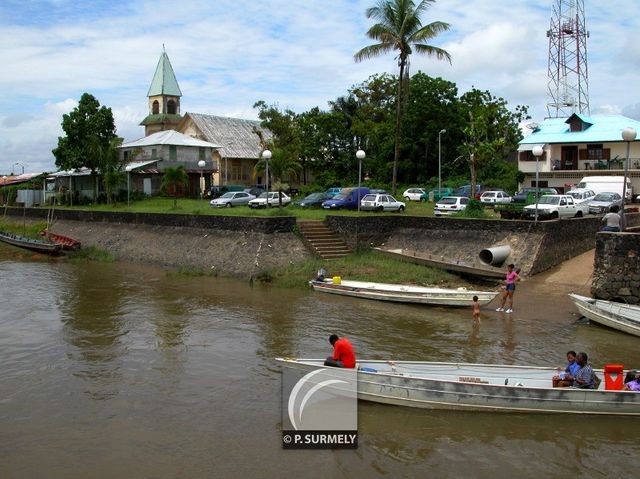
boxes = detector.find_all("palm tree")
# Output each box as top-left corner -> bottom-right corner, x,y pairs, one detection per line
254,147 -> 302,207
354,0 -> 451,194
160,166 -> 189,209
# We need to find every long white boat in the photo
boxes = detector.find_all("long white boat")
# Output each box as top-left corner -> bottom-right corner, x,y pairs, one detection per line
569,293 -> 640,337
309,279 -> 499,307
277,358 -> 640,415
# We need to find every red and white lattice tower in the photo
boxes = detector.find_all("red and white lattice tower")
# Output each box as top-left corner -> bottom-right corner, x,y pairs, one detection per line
546,0 -> 590,118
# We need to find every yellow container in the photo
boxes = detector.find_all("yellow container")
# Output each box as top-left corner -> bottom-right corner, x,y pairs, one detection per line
332,276 -> 342,285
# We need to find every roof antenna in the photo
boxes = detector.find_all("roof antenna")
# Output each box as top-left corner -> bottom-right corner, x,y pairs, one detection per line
163,43 -> 165,52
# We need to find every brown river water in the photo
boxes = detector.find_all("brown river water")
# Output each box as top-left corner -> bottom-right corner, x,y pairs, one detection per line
1,252 -> 640,478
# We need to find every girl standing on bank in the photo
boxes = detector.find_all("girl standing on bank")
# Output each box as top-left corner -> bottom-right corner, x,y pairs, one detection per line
496,263 -> 520,314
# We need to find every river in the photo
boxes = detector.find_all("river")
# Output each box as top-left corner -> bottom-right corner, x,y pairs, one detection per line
1,253 -> 639,478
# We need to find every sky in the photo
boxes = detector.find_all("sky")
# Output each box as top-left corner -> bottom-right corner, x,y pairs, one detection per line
1,0 -> 639,174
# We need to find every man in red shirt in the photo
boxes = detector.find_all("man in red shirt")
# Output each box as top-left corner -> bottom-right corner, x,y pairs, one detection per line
324,334 -> 356,368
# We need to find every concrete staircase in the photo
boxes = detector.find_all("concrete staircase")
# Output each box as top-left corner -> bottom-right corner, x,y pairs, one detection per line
297,220 -> 352,260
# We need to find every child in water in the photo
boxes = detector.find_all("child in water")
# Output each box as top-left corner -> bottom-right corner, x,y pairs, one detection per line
472,295 -> 481,323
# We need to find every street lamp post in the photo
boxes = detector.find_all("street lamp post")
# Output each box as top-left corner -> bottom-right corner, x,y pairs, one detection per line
621,127 -> 637,230
198,160 -> 206,200
125,165 -> 133,207
356,149 -> 366,213
262,149 -> 272,208
532,145 -> 544,224
438,129 -> 446,193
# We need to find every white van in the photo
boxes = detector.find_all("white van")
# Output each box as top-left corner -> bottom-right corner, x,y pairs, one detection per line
577,176 -> 633,201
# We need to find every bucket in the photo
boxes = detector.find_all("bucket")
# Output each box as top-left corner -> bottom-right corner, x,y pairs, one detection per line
604,364 -> 624,390
332,276 -> 342,285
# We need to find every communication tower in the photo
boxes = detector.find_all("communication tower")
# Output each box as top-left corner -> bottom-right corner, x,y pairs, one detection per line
546,0 -> 590,118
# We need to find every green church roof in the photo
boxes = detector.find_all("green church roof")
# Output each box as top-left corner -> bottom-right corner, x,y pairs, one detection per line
147,51 -> 182,97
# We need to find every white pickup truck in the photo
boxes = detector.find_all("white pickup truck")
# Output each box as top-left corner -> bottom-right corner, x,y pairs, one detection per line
522,194 -> 589,220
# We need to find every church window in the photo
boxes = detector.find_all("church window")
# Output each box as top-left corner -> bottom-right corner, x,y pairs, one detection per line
167,100 -> 177,115
152,100 -> 159,115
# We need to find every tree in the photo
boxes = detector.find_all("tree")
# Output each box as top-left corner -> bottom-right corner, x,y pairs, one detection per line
160,166 -> 189,208
52,93 -> 118,202
458,89 -> 529,198
354,0 -> 451,194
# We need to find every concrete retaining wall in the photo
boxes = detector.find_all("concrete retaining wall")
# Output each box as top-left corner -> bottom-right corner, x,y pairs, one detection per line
592,232 -> 640,303
3,207 -> 296,234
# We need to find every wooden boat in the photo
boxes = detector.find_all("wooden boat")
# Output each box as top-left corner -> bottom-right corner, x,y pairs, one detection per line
374,247 -> 505,280
39,230 -> 81,250
0,230 -> 63,255
309,278 -> 499,306
569,293 -> 640,337
277,358 -> 640,415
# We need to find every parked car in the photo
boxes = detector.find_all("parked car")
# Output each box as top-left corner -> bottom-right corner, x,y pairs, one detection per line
244,187 -> 264,197
403,188 -> 426,202
421,187 -> 455,202
453,184 -> 483,199
325,187 -> 342,197
512,187 -> 559,203
208,184 -> 245,198
248,191 -> 291,208
434,196 -> 469,216
523,194 -> 588,220
293,192 -> 333,207
480,190 -> 512,205
360,194 -> 406,212
322,187 -> 370,210
209,191 -> 255,208
587,192 -> 623,214
566,188 -> 596,205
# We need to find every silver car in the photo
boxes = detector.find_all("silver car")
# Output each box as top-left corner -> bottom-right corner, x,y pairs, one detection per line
588,192 -> 623,214
209,191 -> 255,208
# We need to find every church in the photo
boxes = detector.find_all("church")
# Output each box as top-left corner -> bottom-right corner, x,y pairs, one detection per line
119,49 -> 272,196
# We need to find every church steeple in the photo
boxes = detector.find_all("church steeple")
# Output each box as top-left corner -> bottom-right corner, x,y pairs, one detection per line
140,47 -> 183,135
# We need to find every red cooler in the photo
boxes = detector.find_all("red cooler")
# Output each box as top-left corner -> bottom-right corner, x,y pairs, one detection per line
604,364 -> 624,390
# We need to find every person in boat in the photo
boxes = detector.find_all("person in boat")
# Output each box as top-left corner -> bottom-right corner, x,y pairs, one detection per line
552,350 -> 580,387
601,205 -> 622,232
623,370 -> 640,391
324,334 -> 356,369
565,352 -> 597,389
496,264 -> 521,314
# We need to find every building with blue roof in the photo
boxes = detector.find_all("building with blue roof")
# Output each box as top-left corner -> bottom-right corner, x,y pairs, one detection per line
518,114 -> 640,195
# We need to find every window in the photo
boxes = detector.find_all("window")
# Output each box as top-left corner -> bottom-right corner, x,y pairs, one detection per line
152,100 -> 159,114
169,146 -> 177,161
167,100 -> 177,114
199,148 -> 205,161
151,148 -> 157,159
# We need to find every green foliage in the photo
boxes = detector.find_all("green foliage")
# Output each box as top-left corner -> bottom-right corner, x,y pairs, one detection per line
66,246 -> 115,263
454,199 -> 488,218
52,93 -> 118,201
160,166 -> 189,208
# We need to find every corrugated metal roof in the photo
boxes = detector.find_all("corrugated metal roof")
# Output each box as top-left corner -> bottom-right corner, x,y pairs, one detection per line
47,168 -> 93,178
147,51 -> 182,97
120,130 -> 222,149
124,160 -> 158,171
185,113 -> 272,159
520,114 -> 640,145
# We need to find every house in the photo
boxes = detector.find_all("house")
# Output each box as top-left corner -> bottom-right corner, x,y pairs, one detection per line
119,129 -> 221,196
518,114 -> 640,194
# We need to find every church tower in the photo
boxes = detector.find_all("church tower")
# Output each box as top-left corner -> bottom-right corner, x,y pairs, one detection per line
140,48 -> 183,135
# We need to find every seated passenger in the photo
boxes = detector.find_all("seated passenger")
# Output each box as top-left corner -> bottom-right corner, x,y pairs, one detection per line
623,370 -> 640,391
324,334 -> 356,369
566,352 -> 597,389
552,350 -> 580,388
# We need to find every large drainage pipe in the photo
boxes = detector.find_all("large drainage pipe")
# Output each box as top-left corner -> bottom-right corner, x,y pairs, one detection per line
479,245 -> 511,267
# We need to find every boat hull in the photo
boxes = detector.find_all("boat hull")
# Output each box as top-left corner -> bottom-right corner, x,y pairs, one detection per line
310,279 -> 498,307
569,293 -> 640,337
277,359 -> 640,415
0,231 -> 63,255
40,230 -> 81,250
